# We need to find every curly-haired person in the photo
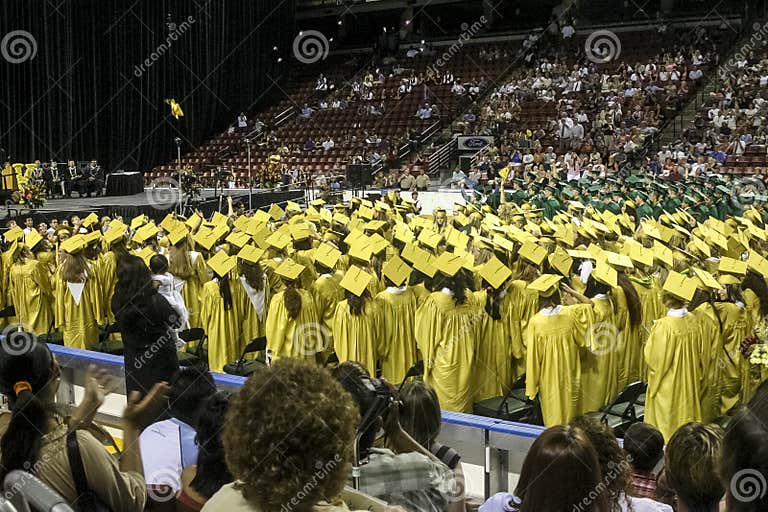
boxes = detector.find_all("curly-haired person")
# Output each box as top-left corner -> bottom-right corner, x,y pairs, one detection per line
202,358 -> 405,512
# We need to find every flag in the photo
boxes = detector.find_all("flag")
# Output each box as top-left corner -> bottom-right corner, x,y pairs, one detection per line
499,166 -> 510,180
165,98 -> 184,119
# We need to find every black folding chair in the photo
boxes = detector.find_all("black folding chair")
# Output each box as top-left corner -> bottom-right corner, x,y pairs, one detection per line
177,328 -> 208,369
586,381 -> 647,436
223,336 -> 267,376
0,306 -> 15,319
473,374 -> 543,425
98,323 -> 123,355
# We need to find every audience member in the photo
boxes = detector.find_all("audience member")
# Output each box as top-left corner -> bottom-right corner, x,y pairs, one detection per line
623,422 -> 665,500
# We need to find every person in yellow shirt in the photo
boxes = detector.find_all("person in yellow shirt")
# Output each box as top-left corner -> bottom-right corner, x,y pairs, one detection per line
265,260 -> 321,362
376,256 -> 419,383
54,235 -> 103,349
645,272 -> 708,442
200,251 -> 241,372
414,253 -> 478,413
9,235 -> 53,335
333,266 -> 381,375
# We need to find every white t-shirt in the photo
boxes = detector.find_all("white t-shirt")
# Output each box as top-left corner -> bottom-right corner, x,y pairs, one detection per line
140,418 -> 198,493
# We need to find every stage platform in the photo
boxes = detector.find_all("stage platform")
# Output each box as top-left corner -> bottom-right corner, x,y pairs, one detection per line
3,188 -> 305,224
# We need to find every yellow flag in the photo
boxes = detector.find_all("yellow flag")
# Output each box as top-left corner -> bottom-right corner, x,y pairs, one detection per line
499,166 -> 510,180
165,98 -> 184,119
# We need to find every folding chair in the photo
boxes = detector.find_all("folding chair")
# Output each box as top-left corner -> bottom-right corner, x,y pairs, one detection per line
223,336 -> 267,376
177,328 -> 208,369
585,381 -> 646,436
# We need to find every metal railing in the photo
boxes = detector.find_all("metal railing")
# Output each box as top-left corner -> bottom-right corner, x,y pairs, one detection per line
428,136 -> 457,175
46,343 -> 546,500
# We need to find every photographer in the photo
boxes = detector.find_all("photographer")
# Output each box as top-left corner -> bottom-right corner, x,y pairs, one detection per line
333,362 -> 457,512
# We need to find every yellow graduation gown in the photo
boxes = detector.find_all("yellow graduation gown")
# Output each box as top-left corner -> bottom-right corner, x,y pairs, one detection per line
177,251 -> 209,329
630,276 -> 664,381
691,303 -> 723,422
333,299 -> 381,375
526,304 -> 590,426
714,302 -> 750,412
376,286 -> 419,383
54,267 -> 103,350
472,290 -> 522,401
414,290 -> 479,413
412,283 -> 431,306
644,311 -> 707,442
9,259 -> 53,335
265,289 -> 320,362
311,273 -> 344,352
578,297 -> 619,412
200,279 -> 242,372
233,274 -> 269,345
508,280 -> 539,377
611,285 -> 632,391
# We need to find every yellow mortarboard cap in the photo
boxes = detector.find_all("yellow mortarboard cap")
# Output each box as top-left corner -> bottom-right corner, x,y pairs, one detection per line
210,224 -> 230,243
527,274 -> 563,296
493,234 -> 517,253
748,253 -> 768,277
24,229 -> 43,250
340,265 -> 373,297
548,250 -> 573,277
81,213 -> 99,228
411,247 -> 438,278
628,245 -> 654,267
434,251 -> 463,277
382,255 -> 412,286
691,235 -> 711,258
394,224 -> 414,244
4,226 -> 23,243
592,263 -> 618,288
207,250 -> 237,277
706,230 -> 728,251
479,256 -> 512,289
286,201 -> 302,213
136,246 -> 155,266
130,214 -> 148,230
159,214 -> 178,232
314,243 -> 342,269
60,235 -> 87,254
289,223 -> 312,241
234,215 -> 250,232
253,210 -> 271,224
167,225 -> 189,246
718,274 -> 741,285
310,198 -> 326,207
133,223 -> 159,244
566,249 -> 593,260
211,211 -> 229,227
333,212 -> 350,226
719,256 -> 747,276
274,259 -> 305,281
268,203 -> 285,220
606,251 -> 634,269
364,220 -> 386,233
418,229 -> 442,250
445,229 -> 470,251
237,244 -> 266,264
266,231 -> 292,250
663,270 -> 697,302
348,239 -> 373,262
193,228 -> 217,251
185,213 -> 203,230
653,242 -> 674,268
369,233 -> 390,255
226,231 -> 251,248
357,205 -> 375,220
692,267 -> 723,291
519,242 -> 547,267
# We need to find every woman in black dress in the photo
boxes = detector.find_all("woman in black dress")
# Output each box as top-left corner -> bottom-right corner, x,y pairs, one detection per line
112,255 -> 180,397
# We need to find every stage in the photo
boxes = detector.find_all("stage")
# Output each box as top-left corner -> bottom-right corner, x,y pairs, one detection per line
3,187 -> 306,224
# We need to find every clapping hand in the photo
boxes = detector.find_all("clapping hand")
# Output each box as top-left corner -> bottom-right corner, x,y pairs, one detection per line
71,365 -> 118,428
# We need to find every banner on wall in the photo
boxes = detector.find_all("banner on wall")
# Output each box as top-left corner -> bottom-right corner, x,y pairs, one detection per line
457,136 -> 494,151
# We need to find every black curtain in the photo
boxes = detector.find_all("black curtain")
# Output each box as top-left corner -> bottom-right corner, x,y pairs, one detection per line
0,0 -> 294,171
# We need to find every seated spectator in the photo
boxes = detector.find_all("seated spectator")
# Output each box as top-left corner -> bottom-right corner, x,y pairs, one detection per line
300,104 -> 315,119
0,341 -> 168,511
571,416 -> 672,512
480,425 -> 608,512
177,392 -> 233,511
623,423 -> 665,500
141,366 -> 217,494
203,359 -> 400,511
660,422 -> 724,512
415,170 -> 430,191
333,361 -> 456,511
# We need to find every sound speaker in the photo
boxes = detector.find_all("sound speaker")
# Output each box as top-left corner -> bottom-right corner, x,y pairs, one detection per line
346,164 -> 372,187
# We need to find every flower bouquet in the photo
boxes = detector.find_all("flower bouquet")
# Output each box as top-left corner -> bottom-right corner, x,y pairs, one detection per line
12,181 -> 46,208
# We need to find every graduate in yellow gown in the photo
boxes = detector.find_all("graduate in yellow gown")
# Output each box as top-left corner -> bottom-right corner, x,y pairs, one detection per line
265,260 -> 321,363
614,273 -> 644,389
525,275 -> 592,426
414,254 -> 478,413
473,257 -> 521,401
169,236 -> 209,329
579,266 -> 621,412
9,234 -> 53,335
200,250 -> 242,372
507,252 -> 542,377
233,246 -> 269,344
714,280 -> 751,412
310,244 -> 344,362
689,287 -> 724,422
376,256 -> 419,383
644,274 -> 708,442
54,236 -> 103,350
628,255 -> 664,381
333,266 -> 382,375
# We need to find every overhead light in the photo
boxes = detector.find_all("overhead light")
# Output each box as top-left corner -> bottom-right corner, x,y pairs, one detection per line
273,46 -> 278,51
277,57 -> 283,62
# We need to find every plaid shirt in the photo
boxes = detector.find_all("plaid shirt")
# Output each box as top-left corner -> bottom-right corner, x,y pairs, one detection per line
356,448 -> 456,512
630,469 -> 658,500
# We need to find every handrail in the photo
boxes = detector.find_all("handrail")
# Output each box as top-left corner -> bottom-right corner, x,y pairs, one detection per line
428,136 -> 456,174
